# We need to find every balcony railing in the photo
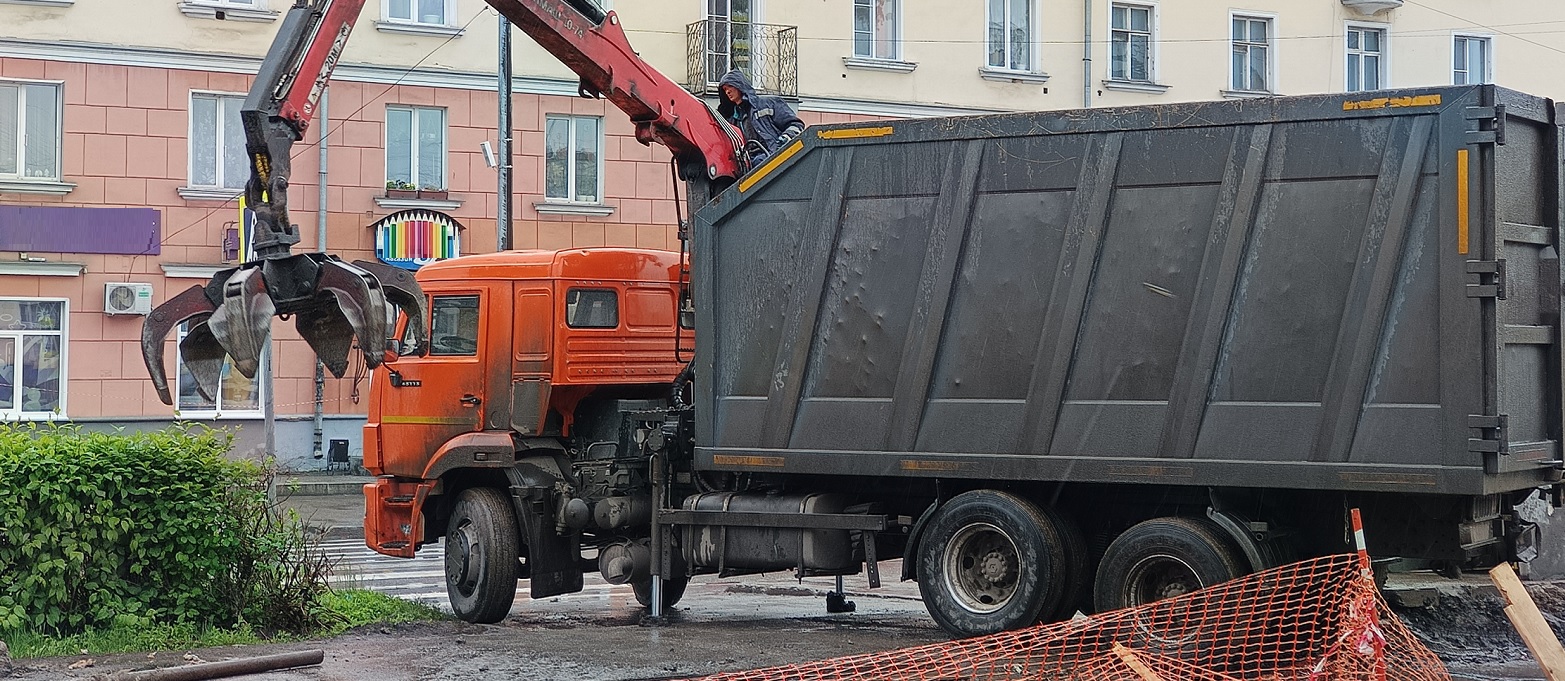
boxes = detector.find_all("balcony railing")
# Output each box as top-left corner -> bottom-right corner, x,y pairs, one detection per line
686,20 -> 798,99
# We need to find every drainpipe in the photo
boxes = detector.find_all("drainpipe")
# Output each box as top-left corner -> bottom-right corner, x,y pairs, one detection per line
1083,0 -> 1093,108
312,88 -> 328,463
497,15 -> 513,251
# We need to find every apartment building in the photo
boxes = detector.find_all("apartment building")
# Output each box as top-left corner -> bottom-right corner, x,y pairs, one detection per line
0,0 -> 1559,467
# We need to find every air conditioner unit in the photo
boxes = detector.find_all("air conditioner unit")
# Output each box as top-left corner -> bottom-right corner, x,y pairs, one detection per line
105,282 -> 154,316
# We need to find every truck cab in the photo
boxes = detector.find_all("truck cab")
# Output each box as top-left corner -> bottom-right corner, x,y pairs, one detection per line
361,248 -> 691,607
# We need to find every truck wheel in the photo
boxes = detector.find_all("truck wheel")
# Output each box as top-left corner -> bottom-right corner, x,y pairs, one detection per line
1092,516 -> 1246,613
632,574 -> 689,609
444,488 -> 520,623
1044,511 -> 1091,622
916,490 -> 1069,637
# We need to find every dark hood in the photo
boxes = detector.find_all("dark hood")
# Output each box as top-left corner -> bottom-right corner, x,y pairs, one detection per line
716,69 -> 757,117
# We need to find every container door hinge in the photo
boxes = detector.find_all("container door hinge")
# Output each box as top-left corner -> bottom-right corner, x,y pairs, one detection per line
1466,259 -> 1507,299
1469,414 -> 1509,454
1465,104 -> 1507,145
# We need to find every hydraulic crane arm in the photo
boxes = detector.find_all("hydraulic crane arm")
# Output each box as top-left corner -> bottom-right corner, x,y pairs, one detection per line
142,0 -> 748,405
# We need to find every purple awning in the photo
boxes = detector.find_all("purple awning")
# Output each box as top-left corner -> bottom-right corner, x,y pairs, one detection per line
0,205 -> 162,255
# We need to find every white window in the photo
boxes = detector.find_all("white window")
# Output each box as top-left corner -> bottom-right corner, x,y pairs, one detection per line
0,81 -> 62,181
1110,4 -> 1154,82
1346,25 -> 1386,92
986,0 -> 1031,71
703,0 -> 756,88
190,92 -> 248,190
1231,16 -> 1272,92
1454,35 -> 1491,85
854,0 -> 899,61
385,106 -> 445,191
0,298 -> 66,419
174,322 -> 261,416
386,0 -> 448,25
545,115 -> 602,204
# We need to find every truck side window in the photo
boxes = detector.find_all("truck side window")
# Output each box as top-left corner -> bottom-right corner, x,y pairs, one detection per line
429,295 -> 480,356
566,289 -> 618,328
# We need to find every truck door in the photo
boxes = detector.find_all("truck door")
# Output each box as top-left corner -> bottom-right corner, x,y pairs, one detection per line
374,291 -> 490,478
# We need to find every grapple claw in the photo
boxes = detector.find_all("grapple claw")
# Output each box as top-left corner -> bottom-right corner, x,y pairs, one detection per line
141,284 -> 222,405
208,267 -> 275,380
352,260 -> 429,356
178,318 -> 228,403
310,259 -> 388,371
295,301 -> 355,378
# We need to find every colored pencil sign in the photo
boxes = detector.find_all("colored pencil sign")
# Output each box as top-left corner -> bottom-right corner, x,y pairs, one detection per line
372,210 -> 462,270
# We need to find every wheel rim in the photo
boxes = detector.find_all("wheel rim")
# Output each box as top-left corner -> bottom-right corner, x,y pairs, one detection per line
942,522 -> 1020,614
1123,553 -> 1203,606
445,520 -> 481,598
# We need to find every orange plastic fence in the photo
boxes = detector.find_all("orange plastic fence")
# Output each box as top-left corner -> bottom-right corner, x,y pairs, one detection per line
693,554 -> 1450,681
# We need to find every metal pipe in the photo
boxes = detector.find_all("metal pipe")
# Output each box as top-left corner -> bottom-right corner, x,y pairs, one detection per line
648,449 -> 665,619
1083,0 -> 1093,108
497,13 -> 513,251
313,87 -> 328,461
124,650 -> 325,681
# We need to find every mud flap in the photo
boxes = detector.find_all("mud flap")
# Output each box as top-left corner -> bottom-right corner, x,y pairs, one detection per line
509,484 -> 584,599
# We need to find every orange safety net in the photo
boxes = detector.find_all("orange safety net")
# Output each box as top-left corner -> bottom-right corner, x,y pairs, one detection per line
692,554 -> 1450,681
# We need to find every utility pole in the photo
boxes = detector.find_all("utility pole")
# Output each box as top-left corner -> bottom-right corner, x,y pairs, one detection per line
497,12 -> 514,251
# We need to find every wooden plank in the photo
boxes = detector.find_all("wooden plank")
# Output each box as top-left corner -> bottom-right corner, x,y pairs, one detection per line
1490,561 -> 1565,680
1111,644 -> 1166,681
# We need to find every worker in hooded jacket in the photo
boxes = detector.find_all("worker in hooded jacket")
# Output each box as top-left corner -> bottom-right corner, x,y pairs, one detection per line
717,69 -> 805,165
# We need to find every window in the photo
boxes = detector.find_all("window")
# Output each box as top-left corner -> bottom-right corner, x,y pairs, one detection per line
1346,25 -> 1386,92
190,93 -> 247,190
430,295 -> 480,356
1110,4 -> 1154,82
386,106 -> 445,191
986,0 -> 1030,70
566,289 -> 618,329
1454,35 -> 1490,85
545,115 -> 602,204
1231,16 -> 1271,92
386,0 -> 447,25
0,299 -> 65,418
854,0 -> 899,61
0,81 -> 61,181
174,322 -> 261,416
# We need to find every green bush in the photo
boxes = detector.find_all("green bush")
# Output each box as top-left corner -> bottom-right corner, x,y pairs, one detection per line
0,423 -> 332,636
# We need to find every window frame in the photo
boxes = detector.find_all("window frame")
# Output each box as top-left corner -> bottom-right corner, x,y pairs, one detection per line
383,0 -> 452,26
0,78 -> 64,182
1108,2 -> 1158,84
187,90 -> 249,191
1452,33 -> 1492,85
1344,21 -> 1390,93
0,297 -> 68,421
543,114 -> 605,205
428,294 -> 482,356
172,321 -> 265,419
984,0 -> 1036,72
1228,12 -> 1275,93
852,0 -> 901,61
384,105 -> 447,191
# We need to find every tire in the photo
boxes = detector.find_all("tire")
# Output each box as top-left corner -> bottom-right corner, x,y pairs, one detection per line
1092,516 -> 1246,613
444,488 -> 520,623
1043,510 -> 1091,623
916,490 -> 1070,637
632,574 -> 690,609
1091,517 -> 1247,658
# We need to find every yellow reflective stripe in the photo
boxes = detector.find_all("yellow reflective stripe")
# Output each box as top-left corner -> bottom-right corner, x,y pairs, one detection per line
816,126 -> 894,140
381,415 -> 478,425
712,454 -> 786,467
738,140 -> 804,193
1457,149 -> 1470,255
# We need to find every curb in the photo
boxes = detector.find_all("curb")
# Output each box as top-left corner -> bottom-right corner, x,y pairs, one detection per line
280,479 -> 373,496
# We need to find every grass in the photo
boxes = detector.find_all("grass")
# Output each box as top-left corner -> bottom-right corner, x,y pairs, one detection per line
1,590 -> 447,659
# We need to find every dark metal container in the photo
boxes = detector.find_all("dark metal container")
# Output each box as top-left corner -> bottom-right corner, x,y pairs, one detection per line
692,85 -> 1564,498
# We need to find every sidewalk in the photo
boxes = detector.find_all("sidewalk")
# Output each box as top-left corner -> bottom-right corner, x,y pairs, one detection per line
276,472 -> 371,540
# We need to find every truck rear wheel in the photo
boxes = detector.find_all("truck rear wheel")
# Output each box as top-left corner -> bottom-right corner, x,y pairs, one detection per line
916,490 -> 1070,637
445,488 -> 520,623
1092,516 -> 1246,614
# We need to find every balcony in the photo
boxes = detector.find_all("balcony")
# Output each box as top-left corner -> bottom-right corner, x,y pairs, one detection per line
1340,0 -> 1403,14
685,20 -> 798,99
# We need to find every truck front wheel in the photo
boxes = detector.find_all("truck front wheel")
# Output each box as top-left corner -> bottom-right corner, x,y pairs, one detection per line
444,488 -> 520,623
916,490 -> 1070,637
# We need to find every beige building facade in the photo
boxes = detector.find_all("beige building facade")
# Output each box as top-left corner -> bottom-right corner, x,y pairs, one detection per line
0,0 -> 1558,467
